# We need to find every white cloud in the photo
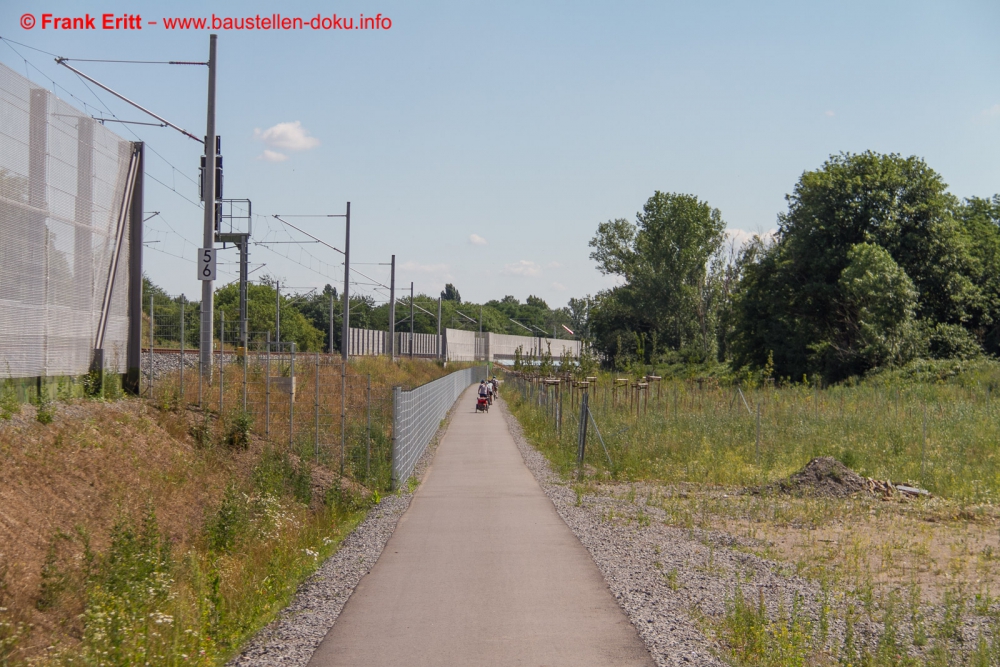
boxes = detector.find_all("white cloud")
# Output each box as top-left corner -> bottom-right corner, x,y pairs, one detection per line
253,121 -> 320,151
983,104 -> 1000,118
546,261 -> 561,269
402,261 -> 449,274
257,149 -> 289,162
400,261 -> 453,283
501,260 -> 542,277
469,234 -> 487,246
551,282 -> 567,291
824,110 -> 835,117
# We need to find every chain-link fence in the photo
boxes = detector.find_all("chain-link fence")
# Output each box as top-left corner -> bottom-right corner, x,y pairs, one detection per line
0,62 -> 137,382
142,292 -> 482,490
391,365 -> 487,489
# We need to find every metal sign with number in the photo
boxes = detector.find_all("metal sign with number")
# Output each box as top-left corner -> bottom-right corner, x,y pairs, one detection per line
198,247 -> 217,281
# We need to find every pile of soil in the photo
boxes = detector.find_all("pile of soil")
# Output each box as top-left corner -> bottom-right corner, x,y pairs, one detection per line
766,456 -> 868,498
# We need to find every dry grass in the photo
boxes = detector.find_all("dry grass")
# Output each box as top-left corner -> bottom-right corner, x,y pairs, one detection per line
0,356 -> 460,665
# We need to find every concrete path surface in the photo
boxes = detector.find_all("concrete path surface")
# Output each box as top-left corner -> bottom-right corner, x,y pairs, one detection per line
308,386 -> 654,667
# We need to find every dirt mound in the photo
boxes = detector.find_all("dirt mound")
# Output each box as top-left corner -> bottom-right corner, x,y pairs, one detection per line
769,457 -> 868,498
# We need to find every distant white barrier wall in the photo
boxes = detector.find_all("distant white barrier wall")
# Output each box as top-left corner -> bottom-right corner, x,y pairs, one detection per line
348,328 -> 441,358
487,333 -> 580,361
348,327 -> 387,356
443,328 -> 479,361
396,331 -> 440,357
346,326 -> 581,362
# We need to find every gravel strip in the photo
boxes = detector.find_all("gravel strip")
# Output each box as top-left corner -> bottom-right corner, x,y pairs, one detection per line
498,399 -> 831,666
227,403 -> 453,667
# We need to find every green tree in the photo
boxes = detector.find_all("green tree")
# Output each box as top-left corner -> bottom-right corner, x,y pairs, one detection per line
826,243 -> 919,372
440,283 -> 461,303
588,191 -> 726,360
732,152 -> 982,381
214,280 -> 324,351
955,195 -> 1000,353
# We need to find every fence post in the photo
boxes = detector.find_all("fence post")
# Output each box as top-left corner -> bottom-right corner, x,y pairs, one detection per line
265,332 -> 271,439
557,381 -> 562,439
219,311 -> 224,414
289,342 -> 296,448
577,390 -> 589,480
755,401 -> 761,463
315,352 -> 320,462
340,360 -> 347,477
391,385 -> 401,490
366,373 -> 372,481
179,298 -> 185,405
148,294 -> 154,397
921,404 -> 927,484
242,326 -> 247,411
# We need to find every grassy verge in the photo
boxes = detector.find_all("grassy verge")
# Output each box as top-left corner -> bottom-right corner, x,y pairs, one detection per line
503,359 -> 1000,666
0,357 -> 453,666
505,358 -> 1000,501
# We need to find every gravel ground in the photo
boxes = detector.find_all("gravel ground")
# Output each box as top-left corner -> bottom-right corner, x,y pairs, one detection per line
226,412 -> 446,667
499,400 -> 834,666
228,395 -> 901,667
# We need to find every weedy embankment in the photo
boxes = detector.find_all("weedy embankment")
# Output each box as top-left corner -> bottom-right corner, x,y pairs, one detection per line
0,357 -> 456,666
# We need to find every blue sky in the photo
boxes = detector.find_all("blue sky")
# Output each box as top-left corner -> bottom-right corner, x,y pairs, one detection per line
2,0 -> 998,308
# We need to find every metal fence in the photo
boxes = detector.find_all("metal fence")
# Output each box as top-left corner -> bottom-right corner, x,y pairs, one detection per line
0,62 -> 138,380
142,292 -> 485,489
391,365 -> 487,489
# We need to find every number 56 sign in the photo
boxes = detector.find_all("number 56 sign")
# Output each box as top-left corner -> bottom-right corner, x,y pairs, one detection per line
198,247 -> 217,281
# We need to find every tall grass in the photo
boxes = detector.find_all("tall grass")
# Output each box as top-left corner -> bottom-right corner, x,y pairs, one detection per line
146,353 -> 467,492
0,356 -> 463,665
505,359 -> 1000,501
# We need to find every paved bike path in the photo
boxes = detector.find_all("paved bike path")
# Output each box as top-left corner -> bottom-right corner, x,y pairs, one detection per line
308,385 -> 654,667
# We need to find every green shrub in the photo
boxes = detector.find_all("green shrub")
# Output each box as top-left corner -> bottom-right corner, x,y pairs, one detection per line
922,322 -> 982,360
252,449 -> 312,505
81,508 -> 173,665
226,410 -> 253,449
32,389 -> 55,425
205,484 -> 249,553
0,377 -> 17,420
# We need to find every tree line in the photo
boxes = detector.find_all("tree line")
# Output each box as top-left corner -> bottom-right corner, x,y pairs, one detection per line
586,151 -> 1000,382
142,277 -> 583,353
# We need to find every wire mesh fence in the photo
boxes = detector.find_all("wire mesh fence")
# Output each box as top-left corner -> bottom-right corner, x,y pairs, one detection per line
142,293 -> 483,490
391,365 -> 487,489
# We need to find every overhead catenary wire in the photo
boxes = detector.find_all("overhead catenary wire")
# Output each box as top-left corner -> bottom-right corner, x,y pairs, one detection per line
1,38 -> 404,306
56,57 -> 204,142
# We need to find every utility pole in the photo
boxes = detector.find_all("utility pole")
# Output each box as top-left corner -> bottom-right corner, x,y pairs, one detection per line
329,289 -> 335,354
341,202 -> 351,362
388,254 -> 396,361
479,305 -> 482,334
437,296 -> 442,359
199,34 -> 217,376
410,281 -> 414,358
275,280 -> 280,344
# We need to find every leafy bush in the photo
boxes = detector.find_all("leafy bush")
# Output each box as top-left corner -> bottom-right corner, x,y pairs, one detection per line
205,484 -> 249,553
32,389 -> 55,425
0,377 -> 17,420
252,449 -> 312,505
226,410 -> 253,449
81,508 -> 174,665
922,322 -> 982,360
